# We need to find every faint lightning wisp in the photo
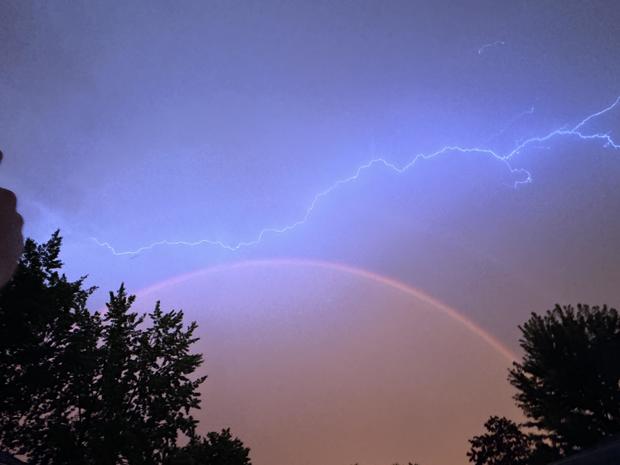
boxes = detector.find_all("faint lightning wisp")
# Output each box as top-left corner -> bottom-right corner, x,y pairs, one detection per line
93,96 -> 620,257
484,106 -> 535,144
478,40 -> 506,55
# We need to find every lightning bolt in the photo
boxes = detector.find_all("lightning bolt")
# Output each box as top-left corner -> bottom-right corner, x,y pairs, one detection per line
477,40 -> 506,55
484,106 -> 535,144
93,96 -> 620,257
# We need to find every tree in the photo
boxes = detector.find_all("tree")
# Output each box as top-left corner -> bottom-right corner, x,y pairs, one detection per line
467,416 -> 533,465
0,232 -> 99,464
92,286 -> 206,465
0,233 -> 207,465
508,304 -> 620,455
165,429 -> 251,465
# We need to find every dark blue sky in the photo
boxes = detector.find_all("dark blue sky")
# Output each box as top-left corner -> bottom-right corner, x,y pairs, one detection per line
2,0 -> 620,338
2,0 -> 620,331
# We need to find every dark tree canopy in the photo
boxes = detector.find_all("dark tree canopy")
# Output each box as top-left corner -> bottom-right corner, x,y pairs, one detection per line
0,232 -> 99,464
508,304 -> 620,455
92,285 -> 206,465
467,416 -> 532,465
165,429 -> 252,465
0,233 -> 207,465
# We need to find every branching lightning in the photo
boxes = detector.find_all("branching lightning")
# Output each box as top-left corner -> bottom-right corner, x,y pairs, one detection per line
93,96 -> 620,257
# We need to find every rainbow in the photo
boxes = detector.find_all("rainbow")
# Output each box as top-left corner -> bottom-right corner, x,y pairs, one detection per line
138,258 -> 517,362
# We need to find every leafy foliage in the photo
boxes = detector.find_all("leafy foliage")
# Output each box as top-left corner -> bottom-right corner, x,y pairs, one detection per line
508,304 -> 620,455
467,416 -> 533,465
0,233 -> 207,465
165,429 -> 251,465
91,285 -> 207,465
0,232 -> 99,463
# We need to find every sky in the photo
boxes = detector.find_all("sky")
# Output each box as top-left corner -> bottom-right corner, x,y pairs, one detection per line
133,260 -> 520,465
1,1 -> 620,464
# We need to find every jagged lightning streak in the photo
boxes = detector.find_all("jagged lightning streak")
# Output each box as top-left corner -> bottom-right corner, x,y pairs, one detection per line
477,40 -> 506,55
484,106 -> 535,144
93,96 -> 620,257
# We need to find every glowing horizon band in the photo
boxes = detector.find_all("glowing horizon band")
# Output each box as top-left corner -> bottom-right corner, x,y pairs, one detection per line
136,258 -> 517,362
93,95 -> 620,257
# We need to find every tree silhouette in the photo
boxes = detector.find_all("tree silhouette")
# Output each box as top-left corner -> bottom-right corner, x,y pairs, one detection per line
0,232 -> 99,464
508,304 -> 620,455
467,416 -> 533,465
91,285 -> 206,465
0,233 -> 207,465
165,429 -> 251,465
